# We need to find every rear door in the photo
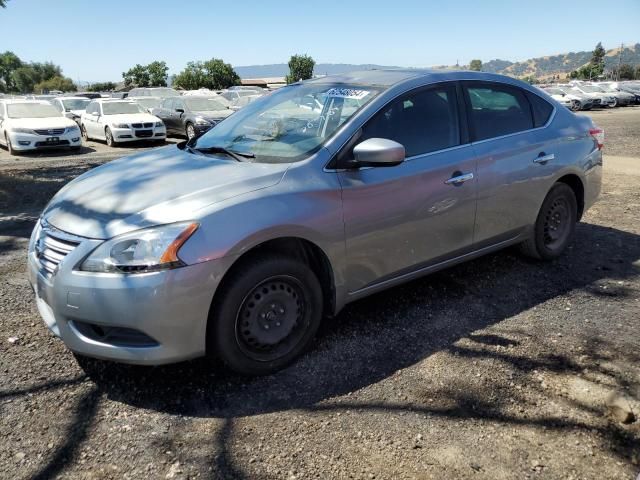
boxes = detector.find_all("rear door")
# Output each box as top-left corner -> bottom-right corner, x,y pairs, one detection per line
338,83 -> 478,293
462,81 -> 551,246
156,98 -> 174,132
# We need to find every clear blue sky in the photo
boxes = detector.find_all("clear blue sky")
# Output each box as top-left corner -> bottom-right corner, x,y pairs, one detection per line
1,0 -> 638,82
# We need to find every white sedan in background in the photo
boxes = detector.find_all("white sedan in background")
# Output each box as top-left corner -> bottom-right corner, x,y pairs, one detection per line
0,100 -> 82,155
49,97 -> 91,124
80,99 -> 166,146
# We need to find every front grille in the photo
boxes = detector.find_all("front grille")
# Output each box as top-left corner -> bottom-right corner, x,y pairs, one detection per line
131,123 -> 142,128
34,128 -> 65,136
131,122 -> 153,128
134,129 -> 153,138
143,122 -> 153,128
35,223 -> 81,276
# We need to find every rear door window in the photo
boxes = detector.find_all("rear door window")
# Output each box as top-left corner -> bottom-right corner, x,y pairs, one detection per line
361,84 -> 460,157
464,82 -> 534,141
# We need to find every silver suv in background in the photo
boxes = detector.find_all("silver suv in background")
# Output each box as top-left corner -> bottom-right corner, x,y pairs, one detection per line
28,70 -> 603,375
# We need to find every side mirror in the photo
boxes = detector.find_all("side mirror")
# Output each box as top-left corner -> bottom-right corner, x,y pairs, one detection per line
176,108 -> 184,114
351,138 -> 405,168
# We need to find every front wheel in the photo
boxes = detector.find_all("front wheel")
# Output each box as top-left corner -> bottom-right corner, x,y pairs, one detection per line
5,134 -> 16,156
519,183 -> 578,260
608,98 -> 617,108
81,124 -> 89,141
105,127 -> 115,147
209,255 -> 323,375
570,101 -> 581,112
186,123 -> 196,140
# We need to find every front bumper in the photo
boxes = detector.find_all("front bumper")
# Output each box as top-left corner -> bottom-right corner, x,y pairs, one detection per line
26,222 -> 228,365
8,130 -> 81,151
111,125 -> 166,142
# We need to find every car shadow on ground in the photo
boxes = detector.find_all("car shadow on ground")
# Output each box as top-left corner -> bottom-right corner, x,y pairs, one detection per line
5,221 -> 639,480
81,222 -> 639,420
4,145 -> 97,158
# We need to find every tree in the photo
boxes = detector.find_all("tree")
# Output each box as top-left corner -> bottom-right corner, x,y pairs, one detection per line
88,82 -> 117,92
147,61 -> 169,86
0,51 -> 22,91
34,75 -> 76,93
616,63 -> 635,80
122,64 -> 150,87
469,59 -> 482,71
11,67 -> 39,93
172,62 -> 206,90
0,0 -> 8,8
173,59 -> 239,90
286,54 -> 315,83
591,42 -> 606,68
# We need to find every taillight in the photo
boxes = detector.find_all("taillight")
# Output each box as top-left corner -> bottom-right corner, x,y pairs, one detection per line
589,128 -> 604,150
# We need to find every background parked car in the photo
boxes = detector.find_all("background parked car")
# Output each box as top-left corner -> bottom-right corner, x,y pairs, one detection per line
0,100 -> 82,155
220,89 -> 265,110
595,82 -> 635,106
128,87 -> 181,98
570,84 -> 616,108
49,97 -> 91,124
154,96 -> 232,139
128,96 -> 163,114
80,99 -> 166,146
543,87 -> 592,111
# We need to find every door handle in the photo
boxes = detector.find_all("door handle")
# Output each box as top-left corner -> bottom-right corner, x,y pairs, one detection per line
534,153 -> 555,164
445,172 -> 474,185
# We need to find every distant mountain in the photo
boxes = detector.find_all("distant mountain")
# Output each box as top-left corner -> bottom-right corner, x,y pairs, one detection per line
480,43 -> 640,79
234,63 -> 403,78
233,44 -> 639,81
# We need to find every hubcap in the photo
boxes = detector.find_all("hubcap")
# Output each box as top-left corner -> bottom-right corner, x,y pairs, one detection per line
543,197 -> 570,249
235,276 -> 306,361
187,126 -> 195,139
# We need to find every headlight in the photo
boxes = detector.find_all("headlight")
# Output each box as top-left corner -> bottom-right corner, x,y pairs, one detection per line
11,127 -> 34,134
155,121 -> 164,127
66,125 -> 79,133
195,117 -> 211,125
79,222 -> 199,273
113,123 -> 129,129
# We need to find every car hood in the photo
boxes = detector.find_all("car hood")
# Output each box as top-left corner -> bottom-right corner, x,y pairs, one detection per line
9,116 -> 77,129
192,110 -> 233,122
43,145 -> 290,239
101,113 -> 159,124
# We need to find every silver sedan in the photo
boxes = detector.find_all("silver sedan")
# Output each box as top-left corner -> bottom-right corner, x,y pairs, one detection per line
28,70 -> 603,374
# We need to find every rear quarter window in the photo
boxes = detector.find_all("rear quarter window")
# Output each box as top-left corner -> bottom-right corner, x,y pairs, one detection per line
526,92 -> 554,127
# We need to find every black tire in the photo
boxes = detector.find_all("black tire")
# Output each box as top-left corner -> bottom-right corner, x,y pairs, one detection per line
81,124 -> 89,142
186,123 -> 196,140
519,183 -> 578,260
6,134 -> 16,156
570,101 -> 581,112
209,255 -> 323,375
608,98 -> 617,108
105,126 -> 115,147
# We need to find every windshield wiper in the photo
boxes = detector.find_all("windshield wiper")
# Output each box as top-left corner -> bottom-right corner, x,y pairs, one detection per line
191,145 -> 255,162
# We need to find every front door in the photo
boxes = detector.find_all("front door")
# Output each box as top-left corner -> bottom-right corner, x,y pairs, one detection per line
338,83 -> 478,293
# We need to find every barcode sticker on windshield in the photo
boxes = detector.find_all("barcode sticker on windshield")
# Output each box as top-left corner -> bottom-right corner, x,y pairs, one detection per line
325,88 -> 370,100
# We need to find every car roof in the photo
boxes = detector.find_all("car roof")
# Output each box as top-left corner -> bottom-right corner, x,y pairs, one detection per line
55,96 -> 91,101
0,99 -> 51,105
305,69 -> 526,87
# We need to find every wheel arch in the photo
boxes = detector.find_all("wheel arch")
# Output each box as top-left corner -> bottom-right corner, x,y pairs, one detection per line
555,173 -> 585,220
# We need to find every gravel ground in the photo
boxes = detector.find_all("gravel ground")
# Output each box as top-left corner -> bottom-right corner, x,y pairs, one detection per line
1,108 -> 639,480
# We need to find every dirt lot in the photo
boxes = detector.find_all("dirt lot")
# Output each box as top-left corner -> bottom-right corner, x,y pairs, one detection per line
0,108 -> 639,480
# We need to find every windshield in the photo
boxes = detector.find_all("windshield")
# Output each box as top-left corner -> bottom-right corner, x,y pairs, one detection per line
580,85 -> 601,93
134,98 -> 162,109
102,102 -> 145,115
62,99 -> 90,110
7,103 -> 61,118
546,88 -> 565,95
191,83 -> 381,163
152,88 -> 180,98
184,97 -> 228,112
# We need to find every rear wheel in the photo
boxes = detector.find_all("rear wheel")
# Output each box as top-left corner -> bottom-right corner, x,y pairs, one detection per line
519,183 -> 577,260
570,101 -> 581,112
105,127 -> 115,147
209,255 -> 323,375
